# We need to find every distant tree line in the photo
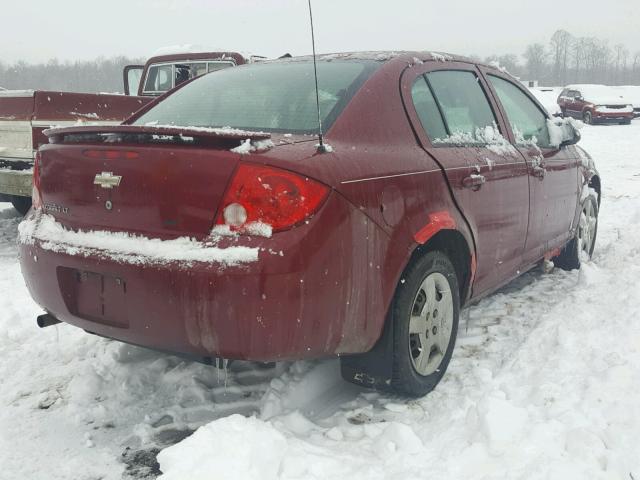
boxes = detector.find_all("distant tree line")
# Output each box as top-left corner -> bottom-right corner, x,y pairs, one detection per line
1,30 -> 638,92
0,56 -> 144,93
480,30 -> 640,87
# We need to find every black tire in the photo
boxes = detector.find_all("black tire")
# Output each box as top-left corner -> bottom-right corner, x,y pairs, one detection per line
386,251 -> 461,396
10,195 -> 32,216
583,111 -> 592,125
553,193 -> 598,271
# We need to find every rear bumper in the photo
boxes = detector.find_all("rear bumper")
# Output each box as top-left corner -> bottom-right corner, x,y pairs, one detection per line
18,193 -> 378,361
0,167 -> 32,197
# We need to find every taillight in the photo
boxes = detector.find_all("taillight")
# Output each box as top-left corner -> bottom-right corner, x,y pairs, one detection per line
32,151 -> 43,210
215,163 -> 329,233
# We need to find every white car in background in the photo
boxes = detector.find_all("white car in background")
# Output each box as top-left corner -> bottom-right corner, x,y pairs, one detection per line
612,86 -> 640,118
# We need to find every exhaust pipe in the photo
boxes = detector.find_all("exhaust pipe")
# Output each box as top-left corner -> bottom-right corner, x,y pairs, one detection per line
37,313 -> 61,328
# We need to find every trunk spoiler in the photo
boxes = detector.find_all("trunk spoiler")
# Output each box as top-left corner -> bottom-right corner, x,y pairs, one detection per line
44,124 -> 272,144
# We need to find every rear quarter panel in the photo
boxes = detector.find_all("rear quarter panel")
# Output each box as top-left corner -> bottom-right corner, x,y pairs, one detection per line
258,58 -> 476,348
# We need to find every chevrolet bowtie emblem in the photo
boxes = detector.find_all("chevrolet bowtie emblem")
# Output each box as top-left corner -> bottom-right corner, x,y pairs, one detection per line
94,172 -> 122,189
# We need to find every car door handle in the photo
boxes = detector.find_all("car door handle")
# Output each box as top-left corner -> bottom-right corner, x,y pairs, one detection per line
532,165 -> 546,179
462,174 -> 486,189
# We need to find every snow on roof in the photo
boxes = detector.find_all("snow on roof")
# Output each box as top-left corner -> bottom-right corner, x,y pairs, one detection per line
150,45 -> 255,61
0,89 -> 35,98
273,51 -> 479,68
565,84 -> 629,104
612,86 -> 640,107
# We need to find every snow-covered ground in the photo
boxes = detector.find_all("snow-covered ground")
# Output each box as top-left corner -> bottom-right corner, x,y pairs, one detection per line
1,122 -> 639,479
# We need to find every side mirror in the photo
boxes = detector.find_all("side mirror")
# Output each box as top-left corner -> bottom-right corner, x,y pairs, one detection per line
123,65 -> 144,96
548,118 -> 581,148
560,125 -> 582,148
574,96 -> 583,102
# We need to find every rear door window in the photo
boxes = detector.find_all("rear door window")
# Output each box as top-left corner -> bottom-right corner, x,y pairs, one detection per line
143,64 -> 174,94
488,75 -> 551,148
424,70 -> 500,145
411,77 -> 448,142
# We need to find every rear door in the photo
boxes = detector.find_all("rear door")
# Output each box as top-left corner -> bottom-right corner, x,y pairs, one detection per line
563,90 -> 580,118
482,71 -> 579,264
402,62 -> 530,296
570,89 -> 586,119
123,65 -> 144,96
557,89 -> 570,115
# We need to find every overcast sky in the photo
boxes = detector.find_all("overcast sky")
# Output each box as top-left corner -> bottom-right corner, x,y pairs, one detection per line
1,0 -> 638,63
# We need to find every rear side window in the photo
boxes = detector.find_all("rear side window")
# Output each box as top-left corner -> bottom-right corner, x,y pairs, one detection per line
411,77 -> 447,141
488,75 -> 551,148
425,70 -> 499,144
144,65 -> 173,93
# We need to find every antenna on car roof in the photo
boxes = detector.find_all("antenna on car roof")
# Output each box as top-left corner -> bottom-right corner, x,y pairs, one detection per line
307,0 -> 327,153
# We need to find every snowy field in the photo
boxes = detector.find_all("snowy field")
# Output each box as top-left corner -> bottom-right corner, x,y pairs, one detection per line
1,122 -> 639,480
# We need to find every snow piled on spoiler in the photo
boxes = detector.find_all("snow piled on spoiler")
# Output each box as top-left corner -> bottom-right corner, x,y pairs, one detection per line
18,213 -> 258,267
141,123 -> 270,137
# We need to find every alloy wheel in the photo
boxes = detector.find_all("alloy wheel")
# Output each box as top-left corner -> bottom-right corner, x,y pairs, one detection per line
408,272 -> 454,376
578,198 -> 597,260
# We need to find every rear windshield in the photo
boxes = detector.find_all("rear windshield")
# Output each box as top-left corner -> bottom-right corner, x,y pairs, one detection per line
133,60 -> 379,134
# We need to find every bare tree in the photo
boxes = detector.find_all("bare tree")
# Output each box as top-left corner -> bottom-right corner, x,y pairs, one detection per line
613,44 -> 630,84
523,43 -> 547,82
633,52 -> 640,84
571,37 -> 588,83
0,56 -> 144,93
484,54 -> 524,78
550,30 -> 573,85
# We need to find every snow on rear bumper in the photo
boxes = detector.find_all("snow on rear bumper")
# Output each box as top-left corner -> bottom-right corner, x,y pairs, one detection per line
18,194 -> 376,361
18,212 -> 259,267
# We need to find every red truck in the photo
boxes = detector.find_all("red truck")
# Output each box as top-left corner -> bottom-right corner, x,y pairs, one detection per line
0,51 -> 249,214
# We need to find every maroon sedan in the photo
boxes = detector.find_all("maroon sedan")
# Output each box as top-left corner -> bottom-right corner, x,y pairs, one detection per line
19,52 -> 600,396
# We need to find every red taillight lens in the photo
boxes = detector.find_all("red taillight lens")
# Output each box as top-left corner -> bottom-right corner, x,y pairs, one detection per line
32,151 -> 43,210
215,163 -> 329,233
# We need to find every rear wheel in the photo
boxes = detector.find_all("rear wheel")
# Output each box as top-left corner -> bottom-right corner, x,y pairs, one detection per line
10,195 -> 31,216
553,193 -> 598,270
583,111 -> 593,125
388,251 -> 460,396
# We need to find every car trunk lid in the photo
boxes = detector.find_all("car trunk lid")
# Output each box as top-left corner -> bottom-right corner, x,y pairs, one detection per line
38,125 -> 272,239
